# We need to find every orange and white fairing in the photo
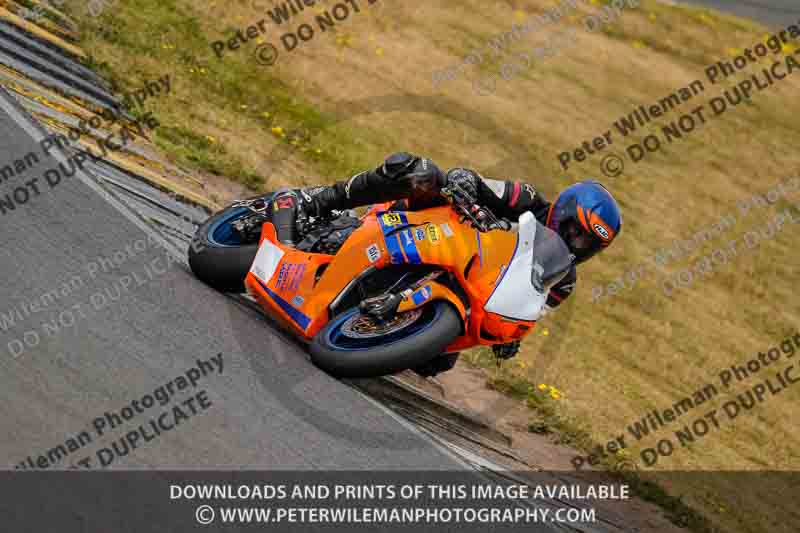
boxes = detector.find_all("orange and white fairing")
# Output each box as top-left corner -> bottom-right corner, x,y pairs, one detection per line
244,204 -> 546,352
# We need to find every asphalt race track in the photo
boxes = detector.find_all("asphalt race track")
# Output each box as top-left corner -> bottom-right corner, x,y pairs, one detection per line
0,91 -> 474,471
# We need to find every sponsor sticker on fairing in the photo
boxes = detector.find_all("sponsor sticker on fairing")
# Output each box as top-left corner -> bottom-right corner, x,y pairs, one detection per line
412,285 -> 432,305
381,213 -> 403,226
427,224 -> 441,244
366,244 -> 381,263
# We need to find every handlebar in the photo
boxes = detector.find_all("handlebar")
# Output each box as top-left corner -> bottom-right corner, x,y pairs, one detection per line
440,183 -> 511,233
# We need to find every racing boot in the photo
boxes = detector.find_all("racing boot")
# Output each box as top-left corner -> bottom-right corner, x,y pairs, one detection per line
270,190 -> 303,245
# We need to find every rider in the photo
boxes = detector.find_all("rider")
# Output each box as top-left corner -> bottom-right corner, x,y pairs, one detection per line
271,152 -> 622,376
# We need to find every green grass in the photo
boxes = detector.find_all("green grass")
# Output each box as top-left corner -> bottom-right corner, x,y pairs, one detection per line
66,0 -> 386,189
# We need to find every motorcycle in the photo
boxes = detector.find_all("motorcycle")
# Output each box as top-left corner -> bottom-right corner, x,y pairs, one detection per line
188,183 -> 573,378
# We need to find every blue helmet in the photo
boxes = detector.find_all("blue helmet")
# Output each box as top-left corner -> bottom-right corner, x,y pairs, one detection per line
546,181 -> 622,263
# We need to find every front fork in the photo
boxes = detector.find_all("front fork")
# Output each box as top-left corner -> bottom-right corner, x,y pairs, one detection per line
360,271 -> 467,326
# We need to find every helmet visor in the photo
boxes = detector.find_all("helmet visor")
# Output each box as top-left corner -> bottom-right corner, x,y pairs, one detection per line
562,218 -> 604,263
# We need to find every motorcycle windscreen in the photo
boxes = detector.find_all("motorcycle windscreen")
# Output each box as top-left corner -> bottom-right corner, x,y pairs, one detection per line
530,219 -> 573,295
484,212 -> 572,321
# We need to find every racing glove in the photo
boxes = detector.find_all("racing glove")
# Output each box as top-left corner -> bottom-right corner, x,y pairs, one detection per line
444,168 -> 479,199
389,153 -> 447,207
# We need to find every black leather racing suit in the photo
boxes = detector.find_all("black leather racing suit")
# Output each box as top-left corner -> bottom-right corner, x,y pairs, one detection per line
274,152 -> 576,375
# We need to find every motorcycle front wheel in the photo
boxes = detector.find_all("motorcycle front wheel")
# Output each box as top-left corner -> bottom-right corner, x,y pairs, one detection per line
310,301 -> 461,378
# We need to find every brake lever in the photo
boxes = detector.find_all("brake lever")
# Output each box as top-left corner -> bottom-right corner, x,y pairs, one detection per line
442,184 -> 510,232
231,197 -> 269,214
442,183 -> 487,231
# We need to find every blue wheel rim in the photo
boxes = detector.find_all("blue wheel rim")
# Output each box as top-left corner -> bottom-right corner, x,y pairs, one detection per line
325,305 -> 441,351
207,194 -> 275,247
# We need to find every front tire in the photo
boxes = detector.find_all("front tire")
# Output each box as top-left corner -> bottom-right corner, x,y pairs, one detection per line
310,301 -> 461,378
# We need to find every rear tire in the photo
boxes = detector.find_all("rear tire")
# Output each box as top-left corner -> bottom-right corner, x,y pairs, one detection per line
189,195 -> 273,292
310,301 -> 461,378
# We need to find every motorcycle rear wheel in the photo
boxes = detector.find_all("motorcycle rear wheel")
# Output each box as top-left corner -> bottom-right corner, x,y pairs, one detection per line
188,194 -> 272,292
310,301 -> 461,378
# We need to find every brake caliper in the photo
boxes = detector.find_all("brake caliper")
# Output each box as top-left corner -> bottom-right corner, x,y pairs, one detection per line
359,271 -> 444,323
359,293 -> 403,324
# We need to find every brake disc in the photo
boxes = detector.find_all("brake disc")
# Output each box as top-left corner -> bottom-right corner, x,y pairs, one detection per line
339,308 -> 423,339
